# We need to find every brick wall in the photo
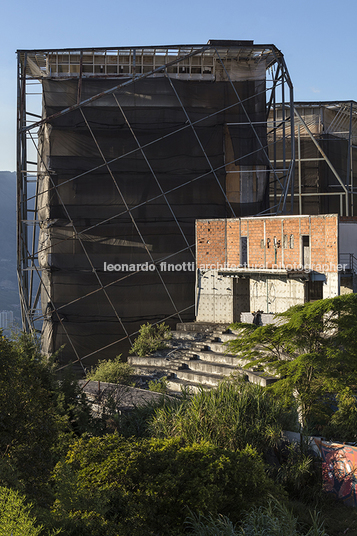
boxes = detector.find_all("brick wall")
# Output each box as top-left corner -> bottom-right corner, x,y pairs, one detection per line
196,219 -> 226,267
196,214 -> 339,271
226,220 -> 240,265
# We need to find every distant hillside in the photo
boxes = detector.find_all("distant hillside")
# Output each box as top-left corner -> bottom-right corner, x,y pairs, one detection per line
0,171 -> 16,260
0,171 -> 20,323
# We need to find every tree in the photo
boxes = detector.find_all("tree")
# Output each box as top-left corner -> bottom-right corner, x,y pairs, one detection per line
0,332 -> 100,500
322,387 -> 357,442
0,333 -> 59,499
227,294 -> 357,429
51,434 -> 283,536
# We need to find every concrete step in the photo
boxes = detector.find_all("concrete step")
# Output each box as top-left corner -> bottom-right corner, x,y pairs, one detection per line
166,378 -> 212,394
191,342 -> 210,350
129,364 -> 173,375
187,350 -> 249,367
200,351 -> 236,366
188,360 -> 236,376
129,355 -> 199,375
128,356 -> 171,367
206,342 -> 235,355
180,355 -> 197,362
168,362 -> 189,371
174,368 -> 228,387
210,332 -> 240,343
171,330 -> 206,341
246,370 -> 279,387
184,350 -> 200,358
176,322 -> 230,333
128,360 -> 275,389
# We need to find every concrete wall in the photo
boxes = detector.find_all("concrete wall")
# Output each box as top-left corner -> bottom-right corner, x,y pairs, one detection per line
323,272 -> 339,299
250,274 -> 305,314
196,269 -> 340,323
196,270 -> 233,323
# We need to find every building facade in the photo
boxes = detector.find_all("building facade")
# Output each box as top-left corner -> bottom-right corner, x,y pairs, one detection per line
196,214 -> 357,323
17,42 -> 294,366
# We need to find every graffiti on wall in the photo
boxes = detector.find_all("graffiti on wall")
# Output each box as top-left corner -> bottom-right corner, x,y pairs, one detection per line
315,439 -> 357,507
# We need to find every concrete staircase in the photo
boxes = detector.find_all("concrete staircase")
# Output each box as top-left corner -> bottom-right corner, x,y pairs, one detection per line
128,324 -> 278,394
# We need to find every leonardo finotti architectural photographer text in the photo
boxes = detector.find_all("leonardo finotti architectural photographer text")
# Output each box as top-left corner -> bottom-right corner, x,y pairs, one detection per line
104,261 -> 349,273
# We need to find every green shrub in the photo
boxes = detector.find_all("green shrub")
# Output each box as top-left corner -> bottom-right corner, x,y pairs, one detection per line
50,461 -> 118,536
274,438 -> 322,503
129,322 -> 171,357
0,485 -> 46,536
54,366 -> 104,454
87,355 -> 134,385
52,434 -> 282,535
150,378 -> 297,454
148,376 -> 168,393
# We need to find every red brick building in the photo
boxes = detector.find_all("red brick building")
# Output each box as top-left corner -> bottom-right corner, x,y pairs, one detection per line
195,214 -> 357,323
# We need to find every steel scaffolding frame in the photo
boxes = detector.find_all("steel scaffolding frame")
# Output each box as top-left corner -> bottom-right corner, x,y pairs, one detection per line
17,42 -> 294,367
268,101 -> 357,216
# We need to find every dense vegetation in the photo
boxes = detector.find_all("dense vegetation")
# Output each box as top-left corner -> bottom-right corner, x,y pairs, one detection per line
150,378 -> 296,452
1,295 -> 357,534
227,293 -> 357,436
52,436 -> 281,535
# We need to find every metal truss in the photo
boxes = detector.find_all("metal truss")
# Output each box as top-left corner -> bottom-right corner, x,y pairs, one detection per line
17,42 -> 295,366
268,101 -> 357,216
294,101 -> 357,216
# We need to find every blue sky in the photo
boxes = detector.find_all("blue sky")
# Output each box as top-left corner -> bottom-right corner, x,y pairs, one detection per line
1,0 -> 356,171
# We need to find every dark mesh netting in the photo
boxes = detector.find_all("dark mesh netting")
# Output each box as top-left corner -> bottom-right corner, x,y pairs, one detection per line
38,74 -> 269,365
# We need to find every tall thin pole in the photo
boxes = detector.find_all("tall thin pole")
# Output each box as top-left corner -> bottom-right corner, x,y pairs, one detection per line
298,122 -> 302,214
347,101 -> 353,216
17,51 -> 30,330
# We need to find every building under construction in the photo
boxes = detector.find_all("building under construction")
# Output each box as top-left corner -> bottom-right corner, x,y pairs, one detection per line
268,101 -> 357,216
17,41 -> 357,369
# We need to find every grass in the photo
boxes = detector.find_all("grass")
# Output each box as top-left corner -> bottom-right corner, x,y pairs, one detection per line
150,377 -> 297,453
